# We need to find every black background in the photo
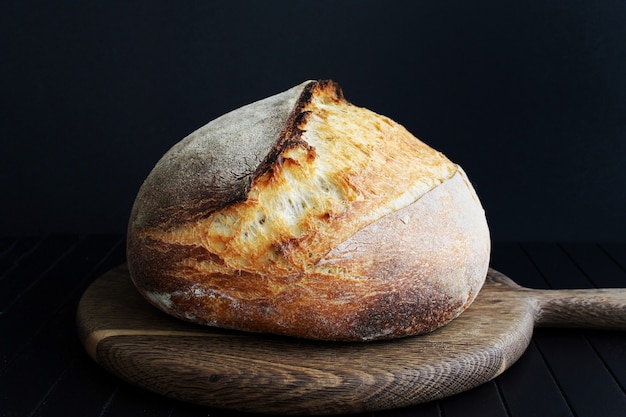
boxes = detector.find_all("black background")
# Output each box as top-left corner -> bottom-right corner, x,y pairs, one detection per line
2,0 -> 625,241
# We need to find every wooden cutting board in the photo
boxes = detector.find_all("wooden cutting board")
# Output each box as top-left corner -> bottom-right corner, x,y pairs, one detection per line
76,264 -> 626,415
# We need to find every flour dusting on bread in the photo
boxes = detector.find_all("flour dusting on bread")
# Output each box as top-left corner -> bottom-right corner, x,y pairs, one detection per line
127,80 -> 490,341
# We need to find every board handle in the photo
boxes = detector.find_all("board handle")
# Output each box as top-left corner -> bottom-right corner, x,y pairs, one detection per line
530,288 -> 626,330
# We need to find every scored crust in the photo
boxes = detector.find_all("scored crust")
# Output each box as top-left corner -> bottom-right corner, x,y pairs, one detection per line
127,80 -> 490,341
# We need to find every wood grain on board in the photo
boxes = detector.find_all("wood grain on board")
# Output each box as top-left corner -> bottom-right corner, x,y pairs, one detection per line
76,264 -> 626,415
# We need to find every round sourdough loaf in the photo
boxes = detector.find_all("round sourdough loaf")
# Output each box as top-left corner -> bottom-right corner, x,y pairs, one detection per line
127,80 -> 490,341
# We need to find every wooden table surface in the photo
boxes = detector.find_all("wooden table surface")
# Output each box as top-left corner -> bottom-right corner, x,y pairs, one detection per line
1,235 -> 625,417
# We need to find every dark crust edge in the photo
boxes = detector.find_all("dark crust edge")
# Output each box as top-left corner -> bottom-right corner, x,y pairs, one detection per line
129,80 -> 344,233
251,80 -> 344,189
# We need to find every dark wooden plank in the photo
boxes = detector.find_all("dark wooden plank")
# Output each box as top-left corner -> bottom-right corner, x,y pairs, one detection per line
29,355 -> 123,417
534,329 -> 626,417
490,242 -> 549,288
440,381 -> 507,417
0,324 -> 79,417
0,236 -> 41,277
560,243 -> 626,288
371,401 -> 441,417
558,243 -> 626,394
0,235 -> 124,369
0,236 -> 125,417
584,330 -> 626,392
521,243 -> 593,288
0,236 -> 16,257
601,244 -> 626,272
0,234 -> 80,310
490,243 -> 575,417
496,340 -> 574,417
90,384 -> 176,417
169,402 -> 271,417
1,306 -> 116,417
522,244 -> 626,416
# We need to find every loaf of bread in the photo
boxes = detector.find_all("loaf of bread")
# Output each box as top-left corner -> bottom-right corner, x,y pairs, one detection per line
127,80 -> 490,341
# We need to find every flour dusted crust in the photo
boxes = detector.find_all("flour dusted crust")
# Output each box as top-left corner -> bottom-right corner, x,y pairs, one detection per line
127,80 -> 490,341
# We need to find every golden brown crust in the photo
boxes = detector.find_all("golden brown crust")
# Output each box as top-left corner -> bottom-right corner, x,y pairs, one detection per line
127,80 -> 490,341
129,170 -> 488,341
